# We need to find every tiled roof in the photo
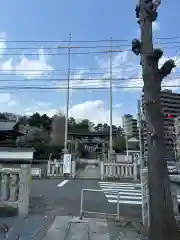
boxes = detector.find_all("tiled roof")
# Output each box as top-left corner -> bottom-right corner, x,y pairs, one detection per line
0,121 -> 17,131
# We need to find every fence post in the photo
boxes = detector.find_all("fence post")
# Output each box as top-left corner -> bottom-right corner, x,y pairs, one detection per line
71,161 -> 76,179
116,191 -> 120,221
1,174 -> 9,201
133,162 -> 138,180
9,174 -> 19,201
18,164 -> 31,217
47,161 -> 51,176
100,161 -> 104,180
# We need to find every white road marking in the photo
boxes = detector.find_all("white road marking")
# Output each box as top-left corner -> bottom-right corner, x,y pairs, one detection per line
108,199 -> 142,204
105,194 -> 142,200
102,188 -> 140,192
99,182 -> 180,205
57,180 -> 69,187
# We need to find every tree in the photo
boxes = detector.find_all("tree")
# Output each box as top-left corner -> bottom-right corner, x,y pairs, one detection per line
0,113 -> 8,120
41,114 -> 52,132
112,135 -> 126,153
27,112 -> 42,128
50,113 -> 65,146
94,123 -> 103,132
74,119 -> 92,133
133,0 -> 179,239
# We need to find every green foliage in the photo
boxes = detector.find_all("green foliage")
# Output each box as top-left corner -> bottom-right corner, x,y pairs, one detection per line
33,143 -> 63,159
113,135 -> 126,153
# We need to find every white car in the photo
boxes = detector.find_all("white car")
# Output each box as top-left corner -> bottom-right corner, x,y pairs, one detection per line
167,161 -> 178,174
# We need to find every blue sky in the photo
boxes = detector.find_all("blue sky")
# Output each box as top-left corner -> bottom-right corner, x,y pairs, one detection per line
0,0 -> 180,126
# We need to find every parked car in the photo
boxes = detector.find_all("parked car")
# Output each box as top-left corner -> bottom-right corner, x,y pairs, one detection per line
167,161 -> 178,174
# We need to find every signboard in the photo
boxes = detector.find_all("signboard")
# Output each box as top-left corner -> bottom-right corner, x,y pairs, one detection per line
63,154 -> 72,174
31,168 -> 41,177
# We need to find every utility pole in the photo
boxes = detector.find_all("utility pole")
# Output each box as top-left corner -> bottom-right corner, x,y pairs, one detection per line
104,39 -> 122,161
57,34 -> 79,153
133,0 -> 179,239
109,37 -> 113,161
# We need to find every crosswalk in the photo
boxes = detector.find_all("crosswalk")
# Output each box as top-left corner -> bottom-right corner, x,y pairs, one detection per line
99,181 -> 180,205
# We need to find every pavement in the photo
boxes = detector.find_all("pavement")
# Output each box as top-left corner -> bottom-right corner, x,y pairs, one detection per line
29,178 -> 142,219
0,178 -> 144,239
76,164 -> 101,179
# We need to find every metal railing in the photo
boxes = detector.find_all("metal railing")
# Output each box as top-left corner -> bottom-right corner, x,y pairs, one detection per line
79,188 -> 120,220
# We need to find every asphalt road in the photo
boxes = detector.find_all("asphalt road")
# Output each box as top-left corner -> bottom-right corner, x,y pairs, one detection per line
29,179 -> 142,220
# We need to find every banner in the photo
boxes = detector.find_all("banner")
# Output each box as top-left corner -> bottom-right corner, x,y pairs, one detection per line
63,154 -> 72,174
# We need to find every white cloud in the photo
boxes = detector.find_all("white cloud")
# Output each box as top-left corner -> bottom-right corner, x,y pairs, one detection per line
68,100 -> 122,126
15,48 -> 53,79
24,101 -> 56,116
57,51 -> 140,91
0,33 -> 54,79
0,93 -> 18,112
152,21 -> 160,32
0,93 -> 12,103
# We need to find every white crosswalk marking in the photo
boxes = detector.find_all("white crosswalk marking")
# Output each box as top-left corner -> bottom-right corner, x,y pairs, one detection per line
99,181 -> 180,205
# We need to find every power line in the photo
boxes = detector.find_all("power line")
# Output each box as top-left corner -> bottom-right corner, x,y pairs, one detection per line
1,41 -> 180,50
0,85 -> 177,90
2,36 -> 180,43
1,46 -> 180,56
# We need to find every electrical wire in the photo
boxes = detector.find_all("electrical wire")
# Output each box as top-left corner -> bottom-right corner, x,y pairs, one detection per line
0,85 -> 177,91
1,36 -> 180,43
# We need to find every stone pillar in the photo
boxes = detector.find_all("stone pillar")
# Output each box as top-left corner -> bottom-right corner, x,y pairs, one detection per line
18,164 -> 31,217
71,161 -> 76,179
100,161 -> 104,180
9,174 -> 19,201
47,161 -> 51,176
1,174 -> 10,201
133,163 -> 138,180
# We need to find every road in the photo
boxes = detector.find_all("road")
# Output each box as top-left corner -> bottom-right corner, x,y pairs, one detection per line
30,179 -> 142,220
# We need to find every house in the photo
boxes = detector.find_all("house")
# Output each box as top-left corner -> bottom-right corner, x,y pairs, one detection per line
0,121 -> 24,145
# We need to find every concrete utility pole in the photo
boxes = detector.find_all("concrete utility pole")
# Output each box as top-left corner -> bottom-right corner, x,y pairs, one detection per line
133,0 -> 179,239
104,39 -> 122,161
58,34 -> 79,153
109,37 -> 113,159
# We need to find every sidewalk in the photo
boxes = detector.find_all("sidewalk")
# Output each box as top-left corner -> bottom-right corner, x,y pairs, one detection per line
0,214 -> 146,239
41,215 -> 145,240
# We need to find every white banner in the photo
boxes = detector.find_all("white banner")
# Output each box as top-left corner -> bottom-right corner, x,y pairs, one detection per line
31,168 -> 41,177
63,154 -> 72,174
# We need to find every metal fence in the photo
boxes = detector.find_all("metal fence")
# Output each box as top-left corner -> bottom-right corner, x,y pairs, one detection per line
80,188 -> 120,220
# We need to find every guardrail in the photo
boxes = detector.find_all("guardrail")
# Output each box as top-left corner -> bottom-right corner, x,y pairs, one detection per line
47,160 -> 76,178
80,188 -> 120,220
100,162 -> 137,180
0,165 -> 31,217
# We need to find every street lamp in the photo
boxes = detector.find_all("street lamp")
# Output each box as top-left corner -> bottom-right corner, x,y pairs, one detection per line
57,34 -> 80,153
104,40 -> 123,161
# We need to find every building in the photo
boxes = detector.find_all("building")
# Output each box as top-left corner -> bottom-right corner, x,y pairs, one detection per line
174,116 -> 180,160
142,89 -> 180,159
0,121 -> 24,142
122,114 -> 138,137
